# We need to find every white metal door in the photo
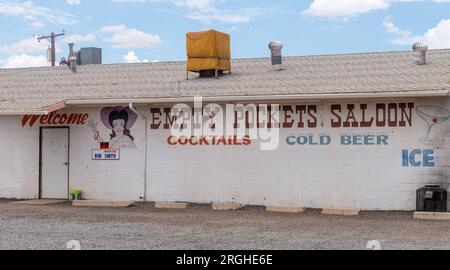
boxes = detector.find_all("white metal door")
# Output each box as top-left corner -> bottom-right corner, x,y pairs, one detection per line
41,128 -> 69,199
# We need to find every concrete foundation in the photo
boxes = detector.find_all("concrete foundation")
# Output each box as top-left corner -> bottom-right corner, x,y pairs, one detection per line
414,212 -> 450,221
154,202 -> 189,209
266,206 -> 306,214
212,203 -> 244,211
72,200 -> 135,207
322,208 -> 360,216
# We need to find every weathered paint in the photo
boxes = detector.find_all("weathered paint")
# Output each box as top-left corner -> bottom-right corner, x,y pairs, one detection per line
1,98 -> 450,211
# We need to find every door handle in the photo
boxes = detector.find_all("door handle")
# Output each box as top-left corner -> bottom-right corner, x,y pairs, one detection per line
64,162 -> 69,166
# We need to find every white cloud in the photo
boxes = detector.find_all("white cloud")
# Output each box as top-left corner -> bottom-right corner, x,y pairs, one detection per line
422,19 -> 450,48
306,0 -> 390,17
124,51 -> 141,63
29,20 -> 44,28
64,34 -> 97,43
0,1 -> 77,28
112,0 -> 214,9
304,0 -> 428,17
67,0 -> 81,4
102,25 -> 162,48
187,8 -> 268,24
112,0 -> 272,24
123,51 -> 162,63
123,51 -> 155,63
0,38 -> 49,54
172,0 -> 214,11
112,0 -> 148,2
382,17 -> 418,45
383,17 -> 450,49
3,54 -> 48,68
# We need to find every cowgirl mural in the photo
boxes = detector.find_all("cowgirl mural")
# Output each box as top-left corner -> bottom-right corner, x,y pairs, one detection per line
87,107 -> 138,149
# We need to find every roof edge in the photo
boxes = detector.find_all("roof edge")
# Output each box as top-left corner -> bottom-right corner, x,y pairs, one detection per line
1,89 -> 448,115
65,89 -> 450,106
1,49 -> 449,72
0,110 -> 49,116
43,102 -> 66,114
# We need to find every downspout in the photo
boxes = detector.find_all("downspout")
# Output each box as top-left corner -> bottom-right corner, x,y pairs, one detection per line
129,103 -> 148,202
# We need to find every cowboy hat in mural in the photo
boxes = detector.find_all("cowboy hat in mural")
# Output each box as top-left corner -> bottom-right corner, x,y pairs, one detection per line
87,107 -> 138,149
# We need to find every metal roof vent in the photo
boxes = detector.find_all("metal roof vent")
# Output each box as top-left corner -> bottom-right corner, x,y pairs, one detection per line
269,41 -> 283,66
79,47 -> 102,65
412,42 -> 428,65
68,43 -> 78,73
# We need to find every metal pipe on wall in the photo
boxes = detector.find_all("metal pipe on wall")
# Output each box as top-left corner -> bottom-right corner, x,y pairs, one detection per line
129,103 -> 148,202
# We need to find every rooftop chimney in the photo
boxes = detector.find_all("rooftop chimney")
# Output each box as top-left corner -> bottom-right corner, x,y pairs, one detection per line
68,43 -> 74,57
269,41 -> 283,66
68,43 -> 77,73
412,42 -> 428,65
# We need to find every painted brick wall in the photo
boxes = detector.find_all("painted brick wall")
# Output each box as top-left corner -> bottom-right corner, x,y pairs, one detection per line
146,98 -> 450,210
68,108 -> 146,201
3,108 -> 147,201
0,116 -> 39,199
1,97 -> 450,211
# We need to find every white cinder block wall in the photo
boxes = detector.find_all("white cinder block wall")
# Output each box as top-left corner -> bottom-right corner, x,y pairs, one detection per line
1,97 -> 450,211
0,116 -> 39,199
68,108 -> 146,201
146,98 -> 450,211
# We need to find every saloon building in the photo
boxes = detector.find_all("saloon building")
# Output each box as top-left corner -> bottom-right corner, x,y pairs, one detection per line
1,32 -> 450,211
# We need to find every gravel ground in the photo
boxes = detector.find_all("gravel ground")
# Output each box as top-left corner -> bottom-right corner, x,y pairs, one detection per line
0,200 -> 449,250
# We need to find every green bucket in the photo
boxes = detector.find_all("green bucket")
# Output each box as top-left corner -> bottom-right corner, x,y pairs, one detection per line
69,189 -> 82,201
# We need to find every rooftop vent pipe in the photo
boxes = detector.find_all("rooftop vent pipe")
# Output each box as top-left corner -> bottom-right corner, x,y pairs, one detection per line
269,41 -> 283,66
69,43 -> 77,73
412,42 -> 428,65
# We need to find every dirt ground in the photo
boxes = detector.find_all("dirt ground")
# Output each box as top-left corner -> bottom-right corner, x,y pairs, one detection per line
0,199 -> 449,250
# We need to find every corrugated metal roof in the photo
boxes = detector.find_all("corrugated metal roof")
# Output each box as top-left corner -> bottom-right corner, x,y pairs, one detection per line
0,49 -> 449,114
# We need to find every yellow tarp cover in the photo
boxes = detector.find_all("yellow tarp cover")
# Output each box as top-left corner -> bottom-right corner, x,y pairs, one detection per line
186,30 -> 231,72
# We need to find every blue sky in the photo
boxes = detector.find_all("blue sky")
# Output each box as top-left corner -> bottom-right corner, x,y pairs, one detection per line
0,0 -> 450,68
